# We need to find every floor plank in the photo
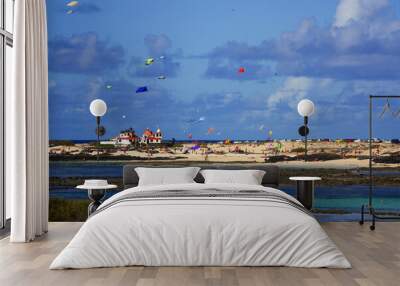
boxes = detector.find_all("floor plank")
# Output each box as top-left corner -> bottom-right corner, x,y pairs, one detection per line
0,222 -> 399,286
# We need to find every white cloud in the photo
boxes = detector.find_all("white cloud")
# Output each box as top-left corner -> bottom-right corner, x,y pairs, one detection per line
144,34 -> 172,56
267,77 -> 314,111
79,34 -> 97,69
87,77 -> 104,100
334,0 -> 389,28
205,0 -> 400,80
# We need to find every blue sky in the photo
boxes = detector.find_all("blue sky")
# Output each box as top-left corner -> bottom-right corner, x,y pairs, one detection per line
47,0 -> 400,140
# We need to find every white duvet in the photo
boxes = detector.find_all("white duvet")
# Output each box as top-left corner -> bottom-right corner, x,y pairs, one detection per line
50,183 -> 351,269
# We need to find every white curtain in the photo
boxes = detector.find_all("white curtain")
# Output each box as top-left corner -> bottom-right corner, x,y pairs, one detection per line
8,0 -> 49,242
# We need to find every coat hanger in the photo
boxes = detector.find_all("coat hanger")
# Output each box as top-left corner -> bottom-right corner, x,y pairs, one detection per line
379,98 -> 391,118
392,106 -> 400,118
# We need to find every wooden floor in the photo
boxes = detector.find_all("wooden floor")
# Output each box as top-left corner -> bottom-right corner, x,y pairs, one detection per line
0,222 -> 399,286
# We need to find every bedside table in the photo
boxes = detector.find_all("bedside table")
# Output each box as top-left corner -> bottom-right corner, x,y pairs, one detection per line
289,177 -> 321,210
76,180 -> 118,216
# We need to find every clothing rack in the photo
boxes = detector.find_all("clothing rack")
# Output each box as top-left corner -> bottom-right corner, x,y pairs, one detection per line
359,95 -> 400,230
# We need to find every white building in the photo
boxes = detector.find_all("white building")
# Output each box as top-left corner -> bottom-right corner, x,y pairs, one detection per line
140,128 -> 162,144
113,128 -> 139,145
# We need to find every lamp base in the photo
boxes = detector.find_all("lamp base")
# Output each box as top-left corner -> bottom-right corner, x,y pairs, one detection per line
87,189 -> 106,216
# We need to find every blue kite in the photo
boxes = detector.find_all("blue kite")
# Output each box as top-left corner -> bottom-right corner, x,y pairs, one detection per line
136,86 -> 148,93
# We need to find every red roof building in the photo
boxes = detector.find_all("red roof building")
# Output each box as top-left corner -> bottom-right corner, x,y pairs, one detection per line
114,128 -> 139,145
140,128 -> 162,144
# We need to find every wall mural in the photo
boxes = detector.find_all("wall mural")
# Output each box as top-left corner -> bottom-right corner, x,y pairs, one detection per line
47,0 -> 400,221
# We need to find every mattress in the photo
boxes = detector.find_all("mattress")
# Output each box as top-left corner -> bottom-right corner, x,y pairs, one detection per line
50,183 -> 351,269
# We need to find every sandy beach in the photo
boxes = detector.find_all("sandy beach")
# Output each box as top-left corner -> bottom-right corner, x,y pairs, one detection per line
49,141 -> 400,169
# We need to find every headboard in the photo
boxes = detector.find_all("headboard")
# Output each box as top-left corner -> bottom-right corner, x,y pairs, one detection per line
123,164 -> 280,189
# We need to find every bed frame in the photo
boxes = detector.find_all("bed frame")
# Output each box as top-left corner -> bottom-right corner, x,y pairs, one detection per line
123,165 -> 280,189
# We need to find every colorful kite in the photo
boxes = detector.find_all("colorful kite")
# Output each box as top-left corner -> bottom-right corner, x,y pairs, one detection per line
145,58 -> 154,65
207,127 -> 215,135
187,133 -> 193,139
136,86 -> 148,93
186,116 -> 205,124
268,130 -> 273,138
238,67 -> 245,73
66,10 -> 74,15
157,75 -> 166,80
66,1 -> 79,7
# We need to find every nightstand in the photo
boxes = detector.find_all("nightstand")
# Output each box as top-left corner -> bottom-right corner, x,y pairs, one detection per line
289,177 -> 321,210
76,180 -> 117,216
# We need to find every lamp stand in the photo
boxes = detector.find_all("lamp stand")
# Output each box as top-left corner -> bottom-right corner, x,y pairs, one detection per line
304,116 -> 308,162
96,116 -> 100,161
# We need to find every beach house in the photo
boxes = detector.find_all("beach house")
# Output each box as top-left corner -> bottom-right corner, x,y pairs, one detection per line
114,128 -> 139,145
140,128 -> 163,144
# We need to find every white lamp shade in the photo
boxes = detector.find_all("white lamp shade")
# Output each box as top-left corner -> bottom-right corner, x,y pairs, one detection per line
89,99 -> 107,117
297,99 -> 315,117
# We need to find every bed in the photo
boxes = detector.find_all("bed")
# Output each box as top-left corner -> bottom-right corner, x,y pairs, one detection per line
50,165 -> 350,269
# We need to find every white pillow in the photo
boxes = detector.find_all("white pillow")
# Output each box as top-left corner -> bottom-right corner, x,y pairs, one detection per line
200,169 -> 266,185
135,167 -> 200,186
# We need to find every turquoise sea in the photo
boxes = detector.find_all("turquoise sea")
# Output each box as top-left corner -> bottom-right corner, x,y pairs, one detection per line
49,162 -> 400,222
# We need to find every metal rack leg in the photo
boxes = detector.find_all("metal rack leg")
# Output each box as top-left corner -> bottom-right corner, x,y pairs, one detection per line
360,204 -> 400,230
359,204 -> 365,225
359,204 -> 376,231
370,207 -> 376,231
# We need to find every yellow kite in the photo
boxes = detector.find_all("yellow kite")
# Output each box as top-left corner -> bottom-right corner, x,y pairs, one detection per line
67,1 -> 79,7
145,58 -> 154,65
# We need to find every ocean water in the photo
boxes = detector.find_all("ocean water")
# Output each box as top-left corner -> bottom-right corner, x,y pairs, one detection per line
49,185 -> 399,212
50,162 -> 124,177
49,162 -> 400,221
